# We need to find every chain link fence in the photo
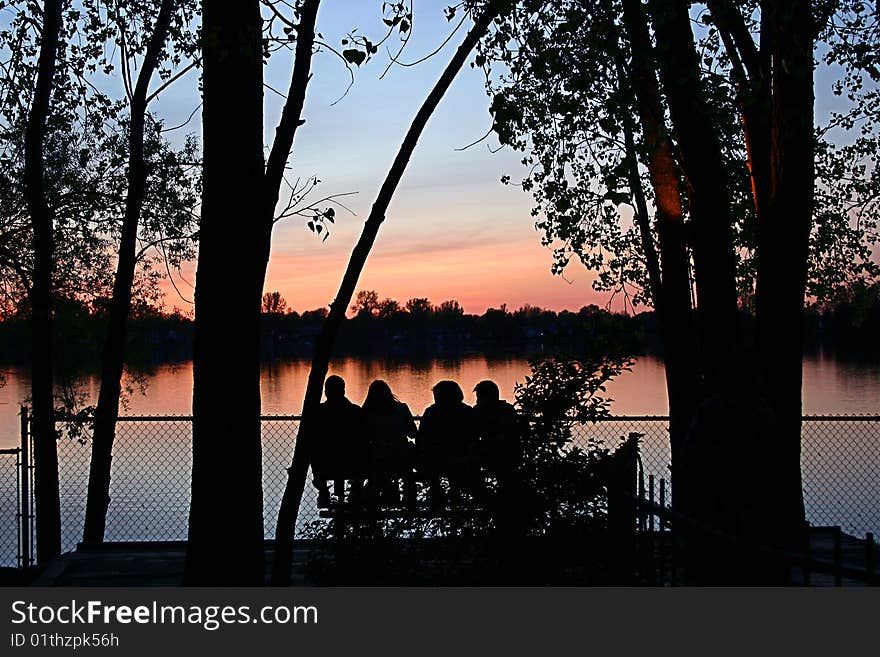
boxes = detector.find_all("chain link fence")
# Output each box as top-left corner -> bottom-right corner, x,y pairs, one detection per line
0,414 -> 877,562
576,416 -> 880,538
0,449 -> 21,567
53,417 -> 304,553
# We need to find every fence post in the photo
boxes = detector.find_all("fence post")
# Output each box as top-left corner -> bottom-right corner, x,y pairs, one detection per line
866,532 -> 874,586
659,478 -> 666,531
19,406 -> 30,570
658,477 -> 667,585
637,468 -> 645,533
607,434 -> 639,583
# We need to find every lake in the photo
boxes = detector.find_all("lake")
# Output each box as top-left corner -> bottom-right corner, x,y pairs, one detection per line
0,352 -> 878,565
2,351 -> 879,448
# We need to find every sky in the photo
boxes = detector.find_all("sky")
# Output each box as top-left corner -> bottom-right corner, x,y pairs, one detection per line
143,2 -> 871,317
147,1 -> 607,316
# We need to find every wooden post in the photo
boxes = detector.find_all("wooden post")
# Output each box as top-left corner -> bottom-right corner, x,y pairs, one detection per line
647,474 -> 657,584
638,469 -> 646,533
658,477 -> 667,585
607,435 -> 639,583
20,406 -> 30,569
659,478 -> 666,531
866,532 -> 874,586
833,526 -> 842,587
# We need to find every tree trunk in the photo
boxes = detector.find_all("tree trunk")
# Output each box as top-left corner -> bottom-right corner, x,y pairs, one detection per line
270,2 -> 507,585
185,0 -> 266,585
621,116 -> 663,318
621,0 -> 699,511
83,0 -> 175,546
754,0 -> 813,551
24,0 -> 64,564
706,0 -> 772,255
648,0 -> 741,396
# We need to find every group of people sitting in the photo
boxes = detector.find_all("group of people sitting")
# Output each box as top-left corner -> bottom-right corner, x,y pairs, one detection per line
311,375 -> 520,508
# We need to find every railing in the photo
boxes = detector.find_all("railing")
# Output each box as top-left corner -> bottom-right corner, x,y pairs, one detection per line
1,411 -> 878,570
631,492 -> 878,586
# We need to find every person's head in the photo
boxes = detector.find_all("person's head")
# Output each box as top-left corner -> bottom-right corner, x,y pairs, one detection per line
432,380 -> 464,406
363,379 -> 398,414
324,375 -> 345,401
474,380 -> 500,405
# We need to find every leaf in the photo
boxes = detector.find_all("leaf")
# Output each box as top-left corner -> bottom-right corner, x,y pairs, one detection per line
604,190 -> 630,206
342,48 -> 366,66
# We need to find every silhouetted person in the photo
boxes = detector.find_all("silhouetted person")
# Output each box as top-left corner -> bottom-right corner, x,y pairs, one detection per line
473,380 -> 522,542
362,380 -> 417,505
473,380 -> 520,478
417,380 -> 479,506
312,375 -> 366,508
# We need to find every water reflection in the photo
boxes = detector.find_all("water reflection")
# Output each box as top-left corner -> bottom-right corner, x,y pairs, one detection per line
2,352 -> 880,449
0,352 -> 878,565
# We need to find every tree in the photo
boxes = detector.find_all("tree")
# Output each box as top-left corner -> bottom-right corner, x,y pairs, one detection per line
271,0 -> 514,585
0,132 -> 115,318
351,289 -> 380,317
484,0 -> 875,577
376,297 -> 401,320
647,0 -> 741,396
186,0 -> 268,585
435,299 -> 464,318
619,0 -> 698,499
22,0 -> 65,563
748,0 -> 817,554
83,0 -> 200,546
404,296 -> 432,317
186,0 -> 322,584
647,0 -> 818,559
481,0 -> 704,509
2,1 -> 200,551
262,291 -> 289,315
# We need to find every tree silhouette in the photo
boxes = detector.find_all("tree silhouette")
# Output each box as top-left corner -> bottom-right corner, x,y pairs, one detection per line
262,291 -> 289,316
186,0 -> 268,585
351,289 -> 380,317
484,0 -> 870,579
84,0 -> 200,547
22,0 -> 64,563
187,0 -> 327,584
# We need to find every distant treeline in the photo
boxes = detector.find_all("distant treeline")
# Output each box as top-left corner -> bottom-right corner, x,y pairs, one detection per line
1,287 -> 879,365
803,285 -> 880,356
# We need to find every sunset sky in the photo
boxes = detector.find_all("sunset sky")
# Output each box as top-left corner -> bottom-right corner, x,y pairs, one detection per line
149,2 -> 608,315
146,2 -> 857,316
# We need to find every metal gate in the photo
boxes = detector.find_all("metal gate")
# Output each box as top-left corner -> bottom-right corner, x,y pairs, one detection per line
0,407 -> 32,569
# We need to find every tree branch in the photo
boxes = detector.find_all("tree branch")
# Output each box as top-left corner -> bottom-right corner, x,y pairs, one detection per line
264,0 -> 321,219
